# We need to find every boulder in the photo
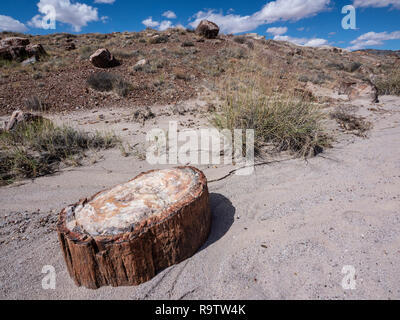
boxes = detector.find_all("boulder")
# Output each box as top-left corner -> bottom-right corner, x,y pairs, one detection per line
0,38 -> 46,62
89,48 -> 119,68
338,80 -> 379,103
195,20 -> 220,39
0,37 -> 30,47
25,44 -> 46,58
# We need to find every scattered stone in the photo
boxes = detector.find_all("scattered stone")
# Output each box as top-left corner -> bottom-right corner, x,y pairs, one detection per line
195,20 -> 220,39
21,56 -> 37,66
133,106 -> 155,124
65,43 -> 76,51
135,59 -> 147,67
89,48 -> 119,68
0,37 -> 46,62
3,110 -> 45,132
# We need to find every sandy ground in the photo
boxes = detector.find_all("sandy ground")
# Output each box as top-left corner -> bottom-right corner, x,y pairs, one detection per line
0,96 -> 399,300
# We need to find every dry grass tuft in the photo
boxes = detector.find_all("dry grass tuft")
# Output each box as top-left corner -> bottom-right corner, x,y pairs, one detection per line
212,50 -> 329,157
376,67 -> 400,96
330,108 -> 372,137
87,72 -> 132,97
0,119 -> 119,185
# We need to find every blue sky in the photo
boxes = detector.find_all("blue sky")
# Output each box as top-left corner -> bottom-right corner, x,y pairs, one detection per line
0,0 -> 399,50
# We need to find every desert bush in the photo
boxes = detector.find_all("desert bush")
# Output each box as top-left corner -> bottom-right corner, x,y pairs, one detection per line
346,62 -> 362,73
0,58 -> 18,68
113,49 -> 138,59
174,69 -> 191,81
0,120 -> 118,185
149,35 -> 169,44
376,68 -> 400,95
298,72 -> 331,85
212,75 -> 328,157
246,40 -> 255,50
24,96 -> 48,112
219,47 -> 248,59
233,36 -> 247,44
233,36 -> 254,49
326,62 -> 345,70
330,108 -> 372,137
181,41 -> 195,47
87,72 -> 132,97
79,45 -> 95,60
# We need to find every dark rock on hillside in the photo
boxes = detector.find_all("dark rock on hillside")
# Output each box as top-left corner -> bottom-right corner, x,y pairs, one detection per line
195,20 -> 220,39
89,48 -> 120,68
0,37 -> 47,62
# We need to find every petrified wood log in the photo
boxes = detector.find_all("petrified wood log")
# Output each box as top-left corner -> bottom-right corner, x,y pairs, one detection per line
57,167 -> 211,289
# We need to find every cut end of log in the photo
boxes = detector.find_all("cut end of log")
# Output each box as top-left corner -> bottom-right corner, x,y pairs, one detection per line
57,166 -> 211,289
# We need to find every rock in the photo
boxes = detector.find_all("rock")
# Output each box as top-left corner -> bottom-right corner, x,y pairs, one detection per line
244,33 -> 265,40
1,46 -> 27,61
21,56 -> 37,66
338,80 -> 379,103
133,106 -> 155,124
195,20 -> 220,39
0,46 -> 14,60
3,110 -> 44,132
26,44 -> 46,58
65,43 -> 76,51
0,38 -> 46,62
135,59 -> 147,67
0,37 -> 30,47
57,167 -> 211,289
89,48 -> 119,68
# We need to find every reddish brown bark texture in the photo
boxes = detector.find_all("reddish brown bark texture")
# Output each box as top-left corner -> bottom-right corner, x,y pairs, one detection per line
57,167 -> 211,289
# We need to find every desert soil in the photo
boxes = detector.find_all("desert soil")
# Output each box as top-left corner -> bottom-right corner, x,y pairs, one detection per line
0,96 -> 399,300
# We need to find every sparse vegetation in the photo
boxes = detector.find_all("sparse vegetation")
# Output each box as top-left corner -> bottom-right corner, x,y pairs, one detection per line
87,72 -> 132,97
376,68 -> 400,96
330,108 -> 372,137
79,45 -> 94,59
0,120 -> 119,185
24,96 -> 48,112
213,69 -> 329,157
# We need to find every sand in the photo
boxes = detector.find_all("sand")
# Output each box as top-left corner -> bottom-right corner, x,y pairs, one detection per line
0,96 -> 399,300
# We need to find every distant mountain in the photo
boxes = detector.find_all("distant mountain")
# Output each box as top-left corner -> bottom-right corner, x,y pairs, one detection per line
358,49 -> 400,58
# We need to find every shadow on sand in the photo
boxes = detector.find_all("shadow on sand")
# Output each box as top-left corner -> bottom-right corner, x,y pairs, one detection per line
200,193 -> 236,251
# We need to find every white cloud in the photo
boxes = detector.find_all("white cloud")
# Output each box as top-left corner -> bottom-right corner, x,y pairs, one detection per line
274,34 -> 328,47
162,10 -> 177,19
29,0 -> 99,32
94,0 -> 116,3
266,26 -> 288,36
348,30 -> 400,50
0,15 -> 28,32
353,0 -> 400,9
142,16 -> 179,31
159,20 -> 173,31
189,0 -> 331,34
142,17 -> 159,28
